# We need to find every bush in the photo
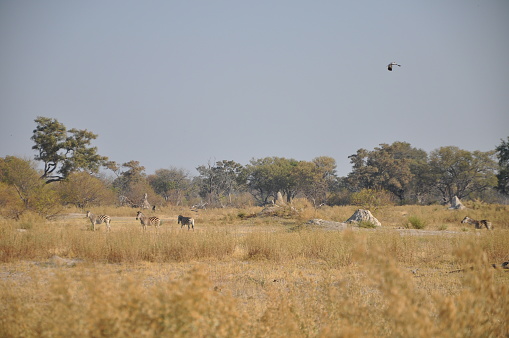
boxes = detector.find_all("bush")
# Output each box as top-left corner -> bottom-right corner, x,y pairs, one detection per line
407,215 -> 426,229
57,172 -> 116,208
350,189 -> 394,210
357,220 -> 378,228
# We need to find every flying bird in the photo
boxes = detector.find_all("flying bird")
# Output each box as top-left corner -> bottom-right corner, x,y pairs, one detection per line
387,62 -> 401,71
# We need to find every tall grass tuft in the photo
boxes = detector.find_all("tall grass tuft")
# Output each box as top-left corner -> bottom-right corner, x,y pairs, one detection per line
0,266 -> 246,337
407,215 -> 427,229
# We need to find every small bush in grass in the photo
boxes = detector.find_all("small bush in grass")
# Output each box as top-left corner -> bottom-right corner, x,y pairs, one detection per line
407,215 -> 426,229
357,220 -> 378,229
19,221 -> 33,230
350,188 -> 394,211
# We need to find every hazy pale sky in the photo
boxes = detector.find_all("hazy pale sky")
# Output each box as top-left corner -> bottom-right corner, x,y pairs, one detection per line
1,1 -> 508,177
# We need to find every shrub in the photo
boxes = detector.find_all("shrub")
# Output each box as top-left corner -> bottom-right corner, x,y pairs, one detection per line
407,215 -> 426,229
357,220 -> 378,228
350,189 -> 394,210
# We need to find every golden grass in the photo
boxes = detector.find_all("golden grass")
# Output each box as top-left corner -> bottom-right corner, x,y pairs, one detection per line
1,204 -> 508,337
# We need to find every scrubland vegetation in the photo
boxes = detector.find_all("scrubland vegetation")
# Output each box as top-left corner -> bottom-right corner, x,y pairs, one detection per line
1,204 -> 508,337
1,120 -> 508,336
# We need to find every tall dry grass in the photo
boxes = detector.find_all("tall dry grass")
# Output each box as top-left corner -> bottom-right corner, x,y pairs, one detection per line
1,204 -> 508,337
0,224 -> 236,264
1,237 -> 507,337
0,266 -> 246,337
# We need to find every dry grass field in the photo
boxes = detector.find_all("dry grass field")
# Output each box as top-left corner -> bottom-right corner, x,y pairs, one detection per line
1,203 -> 508,337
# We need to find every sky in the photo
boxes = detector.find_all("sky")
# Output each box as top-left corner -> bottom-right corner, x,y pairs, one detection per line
1,1 -> 508,177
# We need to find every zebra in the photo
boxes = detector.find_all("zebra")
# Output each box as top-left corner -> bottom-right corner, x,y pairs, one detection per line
86,211 -> 111,231
461,216 -> 493,230
136,211 -> 161,230
178,215 -> 195,230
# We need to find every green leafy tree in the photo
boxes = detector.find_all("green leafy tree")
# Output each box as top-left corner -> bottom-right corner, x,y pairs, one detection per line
292,161 -> 321,205
347,142 -> 427,203
31,117 -> 108,183
215,160 -> 244,200
292,157 -> 339,207
428,146 -> 498,203
111,160 -> 145,193
196,160 -> 244,206
243,157 -> 298,205
313,156 -> 338,182
409,159 -> 436,204
148,167 -> 191,205
495,137 -> 509,195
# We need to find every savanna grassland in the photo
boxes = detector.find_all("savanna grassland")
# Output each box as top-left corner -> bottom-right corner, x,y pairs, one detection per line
1,203 -> 508,337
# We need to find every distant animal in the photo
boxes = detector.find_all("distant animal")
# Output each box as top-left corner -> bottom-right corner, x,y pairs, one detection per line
178,215 -> 195,230
136,211 -> 161,230
86,211 -> 111,232
461,216 -> 493,230
492,261 -> 509,269
387,62 -> 401,71
152,205 -> 156,211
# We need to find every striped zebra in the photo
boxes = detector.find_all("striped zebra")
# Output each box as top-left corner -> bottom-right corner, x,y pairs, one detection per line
461,216 -> 493,230
136,211 -> 161,230
178,215 -> 195,230
86,211 -> 111,231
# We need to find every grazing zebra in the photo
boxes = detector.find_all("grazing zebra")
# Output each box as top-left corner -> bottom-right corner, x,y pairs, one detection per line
86,211 -> 111,231
461,216 -> 493,230
136,211 -> 161,230
178,215 -> 195,230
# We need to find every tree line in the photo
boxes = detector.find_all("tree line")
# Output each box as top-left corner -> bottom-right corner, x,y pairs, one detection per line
1,117 -> 508,218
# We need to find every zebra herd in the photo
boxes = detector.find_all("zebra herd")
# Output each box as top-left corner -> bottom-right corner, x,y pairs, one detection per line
85,212 -> 492,232
85,211 -> 195,231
